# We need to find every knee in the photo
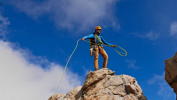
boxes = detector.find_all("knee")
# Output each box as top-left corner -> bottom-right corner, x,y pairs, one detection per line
95,57 -> 99,60
94,55 -> 99,60
104,55 -> 108,60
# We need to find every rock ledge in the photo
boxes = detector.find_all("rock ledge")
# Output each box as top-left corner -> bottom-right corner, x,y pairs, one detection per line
49,68 -> 147,100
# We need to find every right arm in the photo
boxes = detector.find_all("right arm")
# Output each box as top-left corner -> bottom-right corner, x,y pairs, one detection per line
82,34 -> 94,40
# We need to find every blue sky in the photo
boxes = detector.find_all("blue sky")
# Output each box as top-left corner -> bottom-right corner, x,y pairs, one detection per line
0,0 -> 177,100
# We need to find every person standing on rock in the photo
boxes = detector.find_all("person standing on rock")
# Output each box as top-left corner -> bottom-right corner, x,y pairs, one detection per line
81,26 -> 117,70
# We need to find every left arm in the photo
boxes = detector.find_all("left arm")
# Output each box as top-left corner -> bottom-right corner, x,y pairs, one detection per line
101,36 -> 113,46
101,36 -> 117,47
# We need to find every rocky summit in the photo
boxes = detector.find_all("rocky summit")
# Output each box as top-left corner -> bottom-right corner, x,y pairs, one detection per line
49,68 -> 147,100
165,52 -> 177,99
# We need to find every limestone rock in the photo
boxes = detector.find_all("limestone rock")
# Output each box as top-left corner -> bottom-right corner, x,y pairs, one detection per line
49,68 -> 147,100
165,52 -> 177,99
49,86 -> 82,100
48,94 -> 65,100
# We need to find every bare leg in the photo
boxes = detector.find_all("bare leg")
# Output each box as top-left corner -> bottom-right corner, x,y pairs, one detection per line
99,46 -> 108,68
94,47 -> 99,70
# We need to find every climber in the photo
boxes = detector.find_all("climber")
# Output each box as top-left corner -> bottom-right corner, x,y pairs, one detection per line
81,26 -> 117,70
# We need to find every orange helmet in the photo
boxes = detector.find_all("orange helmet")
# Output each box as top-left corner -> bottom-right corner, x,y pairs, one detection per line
95,26 -> 102,30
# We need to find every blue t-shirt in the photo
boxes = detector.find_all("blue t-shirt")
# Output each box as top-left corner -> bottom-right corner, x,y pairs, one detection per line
82,34 -> 112,46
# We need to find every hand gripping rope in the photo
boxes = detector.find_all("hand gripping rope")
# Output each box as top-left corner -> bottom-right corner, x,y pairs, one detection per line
106,44 -> 128,56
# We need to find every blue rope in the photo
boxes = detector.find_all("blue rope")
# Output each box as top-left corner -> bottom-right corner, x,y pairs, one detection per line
56,39 -> 80,92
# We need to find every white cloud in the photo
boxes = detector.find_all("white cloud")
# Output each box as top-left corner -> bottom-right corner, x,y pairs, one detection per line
0,40 -> 81,100
8,0 -> 119,32
170,22 -> 177,36
125,59 -> 139,70
144,32 -> 159,40
148,73 -> 176,100
0,13 -> 10,35
135,31 -> 159,41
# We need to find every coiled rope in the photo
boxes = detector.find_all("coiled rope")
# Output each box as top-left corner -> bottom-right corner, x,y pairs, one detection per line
113,46 -> 128,56
106,44 -> 128,56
